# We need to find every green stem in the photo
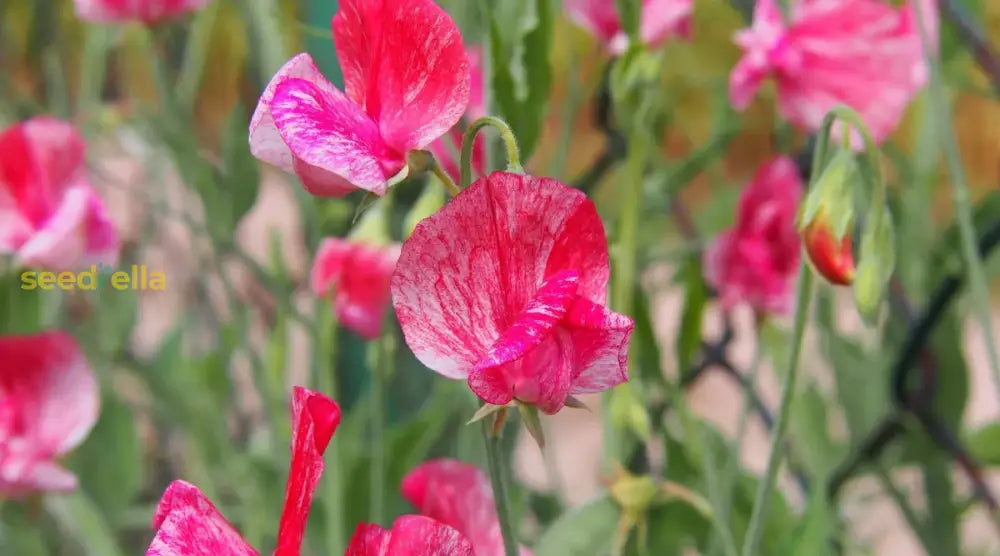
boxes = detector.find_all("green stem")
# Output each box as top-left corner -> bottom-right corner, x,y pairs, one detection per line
368,333 -> 392,524
314,302 -> 344,553
482,415 -> 519,556
77,26 -> 110,119
430,159 -> 461,197
461,116 -> 522,187
177,0 -> 220,110
741,266 -> 813,556
916,4 -> 1000,397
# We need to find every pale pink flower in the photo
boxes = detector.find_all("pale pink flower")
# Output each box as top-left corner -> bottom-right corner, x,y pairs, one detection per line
74,0 -> 211,23
0,331 -> 99,497
565,0 -> 693,54
730,0 -> 938,145
0,117 -> 119,271
703,156 -> 802,315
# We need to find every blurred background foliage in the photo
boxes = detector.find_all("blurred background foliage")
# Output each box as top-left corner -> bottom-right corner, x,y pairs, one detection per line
1,0 -> 1000,554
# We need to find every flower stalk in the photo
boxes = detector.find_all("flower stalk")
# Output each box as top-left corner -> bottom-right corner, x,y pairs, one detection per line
461,116 -> 523,187
313,301 -> 345,553
481,412 -> 519,556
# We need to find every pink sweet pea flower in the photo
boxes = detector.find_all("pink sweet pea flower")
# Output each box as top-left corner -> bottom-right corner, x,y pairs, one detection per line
391,171 -> 634,414
703,156 -> 803,316
0,331 -> 99,497
730,0 -> 938,145
402,459 -> 532,556
310,238 -> 401,340
0,118 -> 118,271
73,0 -> 211,23
249,0 -> 470,197
147,387 -> 341,556
346,516 -> 473,556
565,0 -> 693,54
429,48 -> 486,183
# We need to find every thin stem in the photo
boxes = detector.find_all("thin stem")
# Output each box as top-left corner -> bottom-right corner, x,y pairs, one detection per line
482,415 -> 519,556
314,303 -> 344,553
461,116 -> 523,187
368,334 -> 392,524
741,266 -> 813,556
916,3 -> 1000,399
430,159 -> 461,197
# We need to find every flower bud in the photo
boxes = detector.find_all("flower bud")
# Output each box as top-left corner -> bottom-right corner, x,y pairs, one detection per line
802,210 -> 855,286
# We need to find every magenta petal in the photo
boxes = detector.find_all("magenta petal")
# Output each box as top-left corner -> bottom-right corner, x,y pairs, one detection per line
346,516 -> 473,556
345,523 -> 392,556
0,331 -> 99,497
402,460 -> 532,556
274,387 -> 341,555
310,239 -> 400,340
147,480 -> 258,556
16,185 -> 119,271
333,0 -> 470,153
74,0 -> 211,22
564,298 -> 634,395
392,172 -> 611,382
270,78 -> 400,197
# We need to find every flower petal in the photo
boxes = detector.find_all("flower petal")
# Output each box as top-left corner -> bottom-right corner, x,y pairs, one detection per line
269,77 -> 400,196
564,298 -> 634,395
346,516 -> 474,556
16,185 -> 119,271
640,0 -> 693,47
311,239 -> 400,340
392,172 -> 610,381
332,0 -> 470,153
74,0 -> 211,22
274,387 -> 341,555
402,459 -> 532,556
345,523 -> 392,556
147,480 -> 258,556
0,331 -> 98,496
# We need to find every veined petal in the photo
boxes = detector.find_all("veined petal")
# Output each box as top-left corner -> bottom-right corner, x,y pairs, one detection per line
147,480 -> 258,556
469,330 -> 574,413
0,331 -> 98,497
270,78 -> 400,196
564,298 -> 634,395
333,0 -> 470,153
346,515 -> 473,556
274,387 -> 341,556
401,460 -> 532,556
392,172 -> 609,381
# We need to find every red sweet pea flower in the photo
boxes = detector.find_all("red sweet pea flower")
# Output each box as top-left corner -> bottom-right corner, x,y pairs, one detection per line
703,156 -> 802,316
428,47 -> 486,183
402,459 -> 532,556
310,238 -> 401,340
346,515 -> 473,556
392,171 -> 634,414
565,0 -> 693,54
0,118 -> 118,271
730,0 -> 937,145
73,0 -> 211,23
0,331 -> 99,497
249,0 -> 470,197
147,387 -> 341,556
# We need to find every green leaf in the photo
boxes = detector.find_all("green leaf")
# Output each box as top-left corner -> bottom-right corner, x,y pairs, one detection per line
45,492 -> 125,556
775,493 -> 837,556
221,103 -> 261,228
483,0 -> 553,159
675,256 -> 708,374
534,495 -> 620,556
67,392 -> 143,526
968,421 -> 1000,466
790,383 -> 845,481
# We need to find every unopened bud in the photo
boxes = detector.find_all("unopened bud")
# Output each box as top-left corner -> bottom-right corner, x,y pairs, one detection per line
802,211 -> 855,286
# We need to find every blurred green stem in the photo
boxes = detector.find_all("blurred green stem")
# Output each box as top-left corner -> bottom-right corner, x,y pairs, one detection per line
916,2 -> 1000,398
461,116 -> 522,187
78,26 -> 110,119
315,302 -> 345,553
741,266 -> 812,556
368,332 -> 393,525
482,412 -> 519,556
177,0 -> 220,110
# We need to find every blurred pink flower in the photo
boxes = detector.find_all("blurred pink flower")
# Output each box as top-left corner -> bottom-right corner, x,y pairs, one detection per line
730,0 -> 938,145
0,117 -> 118,271
392,171 -> 634,414
73,0 -> 211,23
147,387 -> 341,556
310,238 -> 401,340
0,331 -> 99,497
402,459 -> 532,556
703,156 -> 803,316
565,0 -> 693,54
346,515 -> 473,556
429,47 -> 486,183
249,0 -> 470,197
